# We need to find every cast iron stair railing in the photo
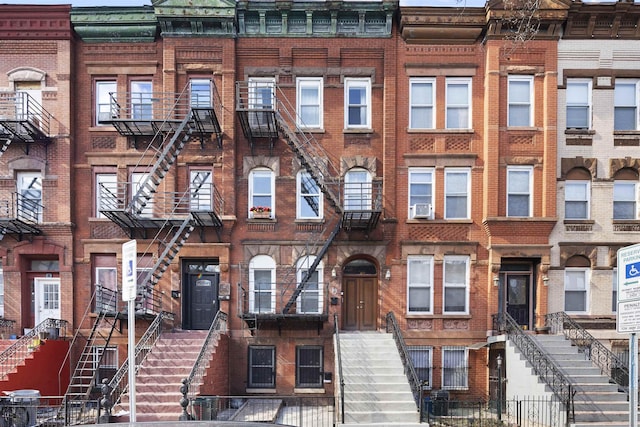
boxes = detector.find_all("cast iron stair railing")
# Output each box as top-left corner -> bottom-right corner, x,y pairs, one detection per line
0,92 -> 53,154
545,311 -> 630,394
493,312 -> 576,423
63,286 -> 121,404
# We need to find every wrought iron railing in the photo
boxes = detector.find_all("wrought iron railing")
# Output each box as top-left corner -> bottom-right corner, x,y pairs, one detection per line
0,318 -> 68,380
183,311 -> 228,405
386,312 -> 424,420
236,280 -> 330,318
544,311 -> 629,392
108,311 -> 174,407
0,92 -> 52,137
333,313 -> 344,425
493,312 -> 575,424
0,318 -> 15,338
0,192 -> 43,224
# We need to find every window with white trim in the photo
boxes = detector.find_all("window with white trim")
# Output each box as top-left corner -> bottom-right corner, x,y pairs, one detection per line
344,78 -> 371,129
297,77 -> 323,129
565,180 -> 590,220
249,168 -> 274,218
445,78 -> 471,129
190,170 -> 213,212
408,168 -> 434,219
566,79 -> 591,130
344,168 -> 372,211
442,347 -> 468,390
249,255 -> 276,313
190,78 -> 212,108
17,171 -> 43,223
508,75 -> 533,127
297,171 -> 322,219
96,173 -> 117,219
507,166 -> 533,217
248,77 -> 275,128
409,78 -> 435,129
296,256 -> 323,314
614,80 -> 640,131
96,80 -> 116,125
444,168 -> 470,219
613,178 -> 638,220
296,346 -> 323,388
564,267 -> 589,313
443,255 -> 469,314
130,81 -> 152,120
407,256 -> 433,314
249,346 -> 275,388
408,346 -> 432,389
131,172 -> 153,217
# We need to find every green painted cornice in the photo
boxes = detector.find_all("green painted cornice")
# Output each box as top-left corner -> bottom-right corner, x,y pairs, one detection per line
71,6 -> 157,43
152,0 -> 236,37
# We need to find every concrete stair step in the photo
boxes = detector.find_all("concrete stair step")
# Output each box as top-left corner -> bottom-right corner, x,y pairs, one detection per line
344,401 -> 417,412
343,410 -> 420,424
345,391 -> 417,401
342,366 -> 406,376
574,392 -> 627,402
574,411 -> 629,423
574,401 -> 629,411
345,383 -> 414,393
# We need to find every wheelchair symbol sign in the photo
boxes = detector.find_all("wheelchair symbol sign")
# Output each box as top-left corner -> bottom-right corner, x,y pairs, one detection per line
627,262 -> 640,280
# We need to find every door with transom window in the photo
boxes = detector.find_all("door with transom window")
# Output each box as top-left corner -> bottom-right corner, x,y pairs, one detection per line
342,259 -> 377,331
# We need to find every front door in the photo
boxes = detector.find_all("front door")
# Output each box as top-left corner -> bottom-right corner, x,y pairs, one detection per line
183,260 -> 219,330
34,277 -> 61,325
505,274 -> 531,328
343,277 -> 376,331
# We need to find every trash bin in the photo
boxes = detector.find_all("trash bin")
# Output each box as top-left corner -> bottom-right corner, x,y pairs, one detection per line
10,389 -> 40,427
430,390 -> 449,416
192,396 -> 217,421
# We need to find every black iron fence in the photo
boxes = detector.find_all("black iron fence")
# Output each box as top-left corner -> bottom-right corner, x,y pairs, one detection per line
0,394 -> 99,427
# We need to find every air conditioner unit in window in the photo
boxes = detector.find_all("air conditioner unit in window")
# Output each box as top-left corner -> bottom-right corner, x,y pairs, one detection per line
411,203 -> 433,219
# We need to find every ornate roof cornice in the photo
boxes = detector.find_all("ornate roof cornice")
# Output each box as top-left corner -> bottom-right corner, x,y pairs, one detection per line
71,7 -> 157,43
152,0 -> 236,37
564,0 -> 640,39
0,5 -> 72,40
399,6 -> 486,44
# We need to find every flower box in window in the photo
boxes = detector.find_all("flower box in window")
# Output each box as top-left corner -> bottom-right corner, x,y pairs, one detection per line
250,206 -> 272,219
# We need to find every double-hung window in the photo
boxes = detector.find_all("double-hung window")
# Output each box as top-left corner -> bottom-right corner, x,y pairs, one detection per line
614,80 -> 640,131
249,168 -> 274,218
296,346 -> 323,388
344,78 -> 371,129
408,346 -> 432,388
17,171 -> 43,223
297,77 -> 323,129
130,81 -> 152,120
296,256 -> 323,314
445,78 -> 471,129
248,78 -> 275,128
344,168 -> 372,211
96,173 -> 118,218
249,346 -> 275,388
96,80 -> 116,125
564,180 -> 590,220
409,78 -> 435,129
190,78 -> 212,108
564,267 -> 589,313
508,76 -> 533,127
190,170 -> 213,212
444,168 -> 470,219
442,347 -> 468,390
443,255 -> 469,314
408,168 -> 434,219
566,80 -> 591,130
613,179 -> 637,220
297,171 -> 322,219
407,256 -> 433,314
131,172 -> 153,217
249,255 -> 276,313
507,166 -> 533,217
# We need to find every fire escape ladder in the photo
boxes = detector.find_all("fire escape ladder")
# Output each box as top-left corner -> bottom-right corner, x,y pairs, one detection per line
282,218 -> 342,314
128,112 -> 194,216
0,134 -> 12,158
64,289 -> 120,403
136,216 -> 195,315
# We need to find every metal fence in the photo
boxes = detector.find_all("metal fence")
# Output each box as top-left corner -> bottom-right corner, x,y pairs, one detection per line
0,394 -> 100,427
423,397 -> 568,427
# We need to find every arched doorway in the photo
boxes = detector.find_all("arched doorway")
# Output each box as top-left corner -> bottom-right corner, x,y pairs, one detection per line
341,259 -> 378,331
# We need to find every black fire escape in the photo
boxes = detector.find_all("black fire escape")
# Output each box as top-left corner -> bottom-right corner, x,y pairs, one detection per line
235,81 -> 382,330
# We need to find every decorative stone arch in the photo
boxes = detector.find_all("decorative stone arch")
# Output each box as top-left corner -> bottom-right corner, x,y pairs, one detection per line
559,246 -> 596,269
7,157 -> 46,178
243,155 -> 279,177
610,157 -> 640,179
560,157 -> 596,180
7,67 -> 46,90
243,244 -> 279,264
335,244 -> 386,275
341,156 -> 377,177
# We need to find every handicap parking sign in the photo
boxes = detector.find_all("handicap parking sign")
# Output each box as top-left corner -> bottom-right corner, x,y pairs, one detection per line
627,262 -> 640,280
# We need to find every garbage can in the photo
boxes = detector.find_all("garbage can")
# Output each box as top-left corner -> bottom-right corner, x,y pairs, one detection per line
430,390 -> 449,416
10,389 -> 40,427
192,396 -> 217,421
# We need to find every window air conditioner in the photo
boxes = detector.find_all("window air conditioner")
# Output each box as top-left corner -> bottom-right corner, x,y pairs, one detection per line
411,203 -> 433,219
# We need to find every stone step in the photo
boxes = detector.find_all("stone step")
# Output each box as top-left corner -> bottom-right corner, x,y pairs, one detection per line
345,400 -> 418,412
344,382 -> 415,393
343,410 -> 420,424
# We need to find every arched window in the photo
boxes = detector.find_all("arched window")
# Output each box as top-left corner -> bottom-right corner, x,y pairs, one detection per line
564,255 -> 590,313
565,168 -> 591,220
249,167 -> 275,218
344,167 -> 372,211
613,168 -> 638,220
249,255 -> 276,313
296,256 -> 323,314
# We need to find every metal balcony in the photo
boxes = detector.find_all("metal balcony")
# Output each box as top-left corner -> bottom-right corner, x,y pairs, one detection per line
0,193 -> 42,239
0,92 -> 53,151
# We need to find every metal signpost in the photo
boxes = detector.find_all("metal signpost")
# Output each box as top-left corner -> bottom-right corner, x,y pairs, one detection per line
617,243 -> 640,427
122,239 -> 137,422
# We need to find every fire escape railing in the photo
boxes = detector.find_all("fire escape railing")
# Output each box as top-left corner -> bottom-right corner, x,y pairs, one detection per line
0,192 -> 43,238
493,312 -> 575,423
334,313 -> 345,425
386,312 -> 424,419
183,311 -> 228,404
545,311 -> 629,393
0,92 -> 52,145
108,311 -> 174,408
0,318 -> 68,380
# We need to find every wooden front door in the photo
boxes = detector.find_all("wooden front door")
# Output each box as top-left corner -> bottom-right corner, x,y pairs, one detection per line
342,277 -> 376,331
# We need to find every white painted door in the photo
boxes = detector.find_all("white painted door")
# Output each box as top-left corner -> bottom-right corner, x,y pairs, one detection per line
34,277 -> 61,324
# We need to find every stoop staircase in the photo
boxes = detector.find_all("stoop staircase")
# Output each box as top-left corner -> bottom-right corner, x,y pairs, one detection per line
338,332 -> 423,426
116,330 -> 208,422
533,334 -> 629,427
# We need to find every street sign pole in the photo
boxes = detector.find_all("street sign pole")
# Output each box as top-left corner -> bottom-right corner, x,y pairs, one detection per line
631,333 -> 638,427
122,240 -> 137,422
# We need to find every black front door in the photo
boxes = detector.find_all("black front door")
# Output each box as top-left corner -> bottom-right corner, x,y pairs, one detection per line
505,274 -> 530,328
183,260 -> 219,330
